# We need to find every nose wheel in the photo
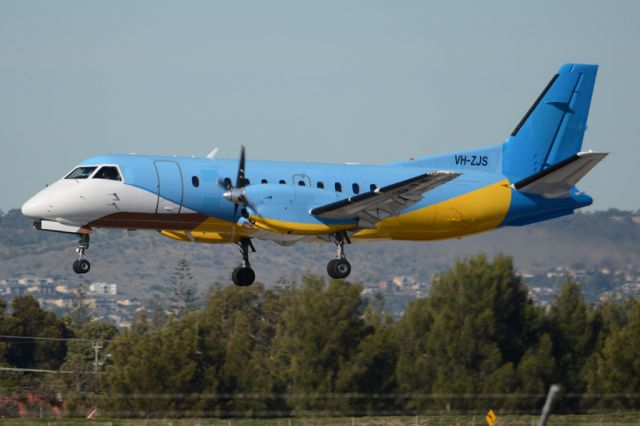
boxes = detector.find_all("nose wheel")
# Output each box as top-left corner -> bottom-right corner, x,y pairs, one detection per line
327,232 -> 352,279
72,234 -> 91,274
232,238 -> 256,286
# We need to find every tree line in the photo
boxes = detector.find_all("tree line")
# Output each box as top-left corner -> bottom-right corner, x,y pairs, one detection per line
0,254 -> 638,417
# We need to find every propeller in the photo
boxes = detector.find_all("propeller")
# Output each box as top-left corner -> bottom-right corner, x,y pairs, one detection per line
222,146 -> 253,240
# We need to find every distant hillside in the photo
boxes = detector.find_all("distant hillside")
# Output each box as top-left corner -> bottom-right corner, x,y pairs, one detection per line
0,208 -> 639,298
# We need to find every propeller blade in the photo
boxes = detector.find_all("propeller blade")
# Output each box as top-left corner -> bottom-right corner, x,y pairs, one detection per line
236,145 -> 246,188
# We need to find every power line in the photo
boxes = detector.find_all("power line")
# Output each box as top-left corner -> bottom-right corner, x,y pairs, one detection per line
0,334 -> 112,343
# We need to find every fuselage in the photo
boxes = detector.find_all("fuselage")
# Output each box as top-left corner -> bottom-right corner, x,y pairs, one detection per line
21,149 -> 593,245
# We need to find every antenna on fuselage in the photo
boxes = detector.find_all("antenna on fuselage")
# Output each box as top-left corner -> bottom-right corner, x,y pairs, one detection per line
206,148 -> 219,159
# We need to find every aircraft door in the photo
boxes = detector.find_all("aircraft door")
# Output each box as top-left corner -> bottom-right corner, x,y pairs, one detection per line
292,174 -> 312,201
154,161 -> 183,214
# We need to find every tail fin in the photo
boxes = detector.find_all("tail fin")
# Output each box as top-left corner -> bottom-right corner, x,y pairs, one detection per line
503,64 -> 598,182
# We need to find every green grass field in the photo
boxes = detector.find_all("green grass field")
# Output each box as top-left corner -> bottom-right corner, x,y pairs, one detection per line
0,414 -> 638,426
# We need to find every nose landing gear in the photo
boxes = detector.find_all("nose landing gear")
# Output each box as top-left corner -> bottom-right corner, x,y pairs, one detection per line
72,234 -> 91,274
327,232 -> 351,279
231,237 -> 256,286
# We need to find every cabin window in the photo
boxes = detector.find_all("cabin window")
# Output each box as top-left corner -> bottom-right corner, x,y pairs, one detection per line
261,179 -> 268,184
298,180 -> 306,186
317,181 -> 325,189
93,166 -> 122,181
370,184 -> 377,191
65,166 -> 97,180
192,176 -> 200,187
335,182 -> 342,192
279,179 -> 286,184
223,177 -> 232,189
352,183 -> 360,194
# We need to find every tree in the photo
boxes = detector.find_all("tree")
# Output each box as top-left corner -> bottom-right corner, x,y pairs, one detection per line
548,281 -> 597,400
168,259 -> 198,319
147,294 -> 167,330
5,296 -> 72,370
56,320 -> 119,413
68,283 -> 93,328
587,300 -> 640,409
270,275 -> 370,414
395,254 -> 544,411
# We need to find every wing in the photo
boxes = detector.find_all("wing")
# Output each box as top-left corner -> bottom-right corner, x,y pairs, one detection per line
310,171 -> 460,228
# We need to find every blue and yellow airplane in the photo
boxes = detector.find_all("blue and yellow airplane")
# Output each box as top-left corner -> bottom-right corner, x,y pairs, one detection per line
22,64 -> 606,286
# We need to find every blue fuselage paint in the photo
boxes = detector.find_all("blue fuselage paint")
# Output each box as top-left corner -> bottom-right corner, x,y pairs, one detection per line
78,152 -> 590,232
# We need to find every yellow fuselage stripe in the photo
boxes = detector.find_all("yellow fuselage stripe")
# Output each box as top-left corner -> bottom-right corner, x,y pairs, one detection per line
161,179 -> 512,242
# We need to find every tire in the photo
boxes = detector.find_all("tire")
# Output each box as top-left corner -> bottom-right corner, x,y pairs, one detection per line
241,267 -> 256,286
77,259 -> 91,274
72,260 -> 81,274
327,259 -> 340,279
334,259 -> 351,279
232,267 -> 255,286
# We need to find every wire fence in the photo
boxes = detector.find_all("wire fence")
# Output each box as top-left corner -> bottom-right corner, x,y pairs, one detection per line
0,392 -> 638,422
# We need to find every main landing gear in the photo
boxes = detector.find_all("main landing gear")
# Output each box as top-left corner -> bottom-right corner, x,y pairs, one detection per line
232,237 -> 256,287
327,232 -> 351,279
72,234 -> 91,274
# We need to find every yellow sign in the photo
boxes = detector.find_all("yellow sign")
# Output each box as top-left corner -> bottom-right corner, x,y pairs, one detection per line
486,409 -> 497,426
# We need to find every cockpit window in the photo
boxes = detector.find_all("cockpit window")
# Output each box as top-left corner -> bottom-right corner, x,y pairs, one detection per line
93,166 -> 122,181
65,166 -> 97,179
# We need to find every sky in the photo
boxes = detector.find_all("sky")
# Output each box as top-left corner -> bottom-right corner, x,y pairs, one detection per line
1,1 -> 639,212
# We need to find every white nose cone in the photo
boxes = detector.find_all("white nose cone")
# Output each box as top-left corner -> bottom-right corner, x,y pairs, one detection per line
21,192 -> 51,219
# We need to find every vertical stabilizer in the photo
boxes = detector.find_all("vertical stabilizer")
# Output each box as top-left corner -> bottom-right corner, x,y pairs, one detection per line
503,64 -> 598,182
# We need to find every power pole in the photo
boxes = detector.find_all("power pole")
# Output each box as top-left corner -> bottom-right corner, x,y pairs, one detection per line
93,340 -> 103,394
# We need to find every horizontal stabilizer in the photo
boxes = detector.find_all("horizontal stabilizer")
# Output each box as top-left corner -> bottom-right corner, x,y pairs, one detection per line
311,171 -> 460,228
513,151 -> 607,199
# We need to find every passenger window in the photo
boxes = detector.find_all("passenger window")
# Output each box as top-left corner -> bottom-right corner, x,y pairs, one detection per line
370,184 -> 377,191
352,183 -> 360,194
335,182 -> 342,192
93,166 -> 122,181
298,180 -> 306,186
279,179 -> 286,184
317,181 -> 325,189
261,179 -> 268,184
192,176 -> 200,187
65,166 -> 97,180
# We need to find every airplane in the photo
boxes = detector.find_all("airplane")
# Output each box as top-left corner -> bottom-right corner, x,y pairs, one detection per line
22,63 -> 607,287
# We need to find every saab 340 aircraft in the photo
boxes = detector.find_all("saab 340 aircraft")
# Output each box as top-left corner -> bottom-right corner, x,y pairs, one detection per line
22,64 -> 607,286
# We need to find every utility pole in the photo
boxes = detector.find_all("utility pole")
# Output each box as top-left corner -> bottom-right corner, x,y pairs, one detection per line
93,340 -> 103,394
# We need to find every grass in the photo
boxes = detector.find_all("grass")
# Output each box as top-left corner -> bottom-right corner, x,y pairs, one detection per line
0,414 -> 638,426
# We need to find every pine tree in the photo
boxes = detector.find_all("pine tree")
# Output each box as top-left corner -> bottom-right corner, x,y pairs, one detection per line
168,259 -> 198,319
68,283 -> 93,328
395,254 -> 543,411
548,281 -> 597,399
587,300 -> 640,408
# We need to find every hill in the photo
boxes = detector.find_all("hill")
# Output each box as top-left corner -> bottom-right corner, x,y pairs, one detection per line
1,208 -> 639,299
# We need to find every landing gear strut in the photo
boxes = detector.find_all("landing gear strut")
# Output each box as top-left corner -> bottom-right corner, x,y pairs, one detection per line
232,237 -> 256,286
327,232 -> 351,279
72,234 -> 91,274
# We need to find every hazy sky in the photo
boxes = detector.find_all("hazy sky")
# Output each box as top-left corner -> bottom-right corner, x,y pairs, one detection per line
1,1 -> 639,211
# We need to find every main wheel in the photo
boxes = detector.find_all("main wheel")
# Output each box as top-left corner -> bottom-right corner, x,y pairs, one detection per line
72,260 -> 81,274
327,259 -> 351,279
77,259 -> 91,274
232,267 -> 256,287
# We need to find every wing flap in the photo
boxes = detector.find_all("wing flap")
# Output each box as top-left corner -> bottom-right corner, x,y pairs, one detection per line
311,171 -> 460,225
514,151 -> 607,198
